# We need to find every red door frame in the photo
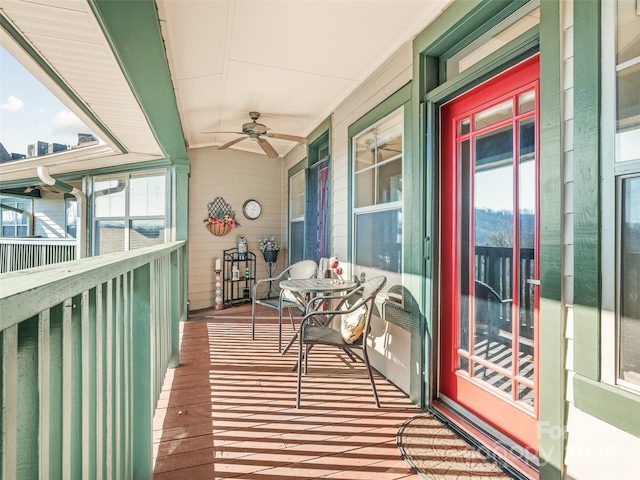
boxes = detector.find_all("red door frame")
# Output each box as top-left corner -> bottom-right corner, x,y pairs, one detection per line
439,55 -> 540,453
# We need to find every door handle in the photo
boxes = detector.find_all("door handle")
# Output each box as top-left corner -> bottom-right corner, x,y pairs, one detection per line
526,278 -> 540,286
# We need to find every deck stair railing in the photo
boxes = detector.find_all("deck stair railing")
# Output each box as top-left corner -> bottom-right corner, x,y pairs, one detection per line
0,237 -> 76,273
0,241 -> 187,480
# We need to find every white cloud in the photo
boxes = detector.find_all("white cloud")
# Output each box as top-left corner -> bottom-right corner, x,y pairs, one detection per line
1,95 -> 24,111
51,110 -> 86,135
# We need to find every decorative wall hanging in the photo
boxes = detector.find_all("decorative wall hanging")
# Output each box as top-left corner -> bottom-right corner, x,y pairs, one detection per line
204,197 -> 239,236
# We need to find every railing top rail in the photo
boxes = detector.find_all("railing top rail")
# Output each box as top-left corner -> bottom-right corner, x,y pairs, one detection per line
0,241 -> 186,331
0,237 -> 77,245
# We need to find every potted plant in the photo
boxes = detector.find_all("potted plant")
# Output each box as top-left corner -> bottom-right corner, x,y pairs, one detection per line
203,210 -> 239,236
258,236 -> 281,263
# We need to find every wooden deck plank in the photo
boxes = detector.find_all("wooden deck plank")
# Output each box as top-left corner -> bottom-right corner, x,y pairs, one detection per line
152,304 -> 422,479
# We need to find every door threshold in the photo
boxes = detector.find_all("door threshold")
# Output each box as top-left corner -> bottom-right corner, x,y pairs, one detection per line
431,400 -> 539,480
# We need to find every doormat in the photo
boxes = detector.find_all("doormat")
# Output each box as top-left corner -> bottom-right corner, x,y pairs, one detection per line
396,414 -> 511,480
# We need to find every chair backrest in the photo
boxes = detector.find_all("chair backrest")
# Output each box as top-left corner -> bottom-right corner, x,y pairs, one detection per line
359,275 -> 387,338
287,259 -> 318,280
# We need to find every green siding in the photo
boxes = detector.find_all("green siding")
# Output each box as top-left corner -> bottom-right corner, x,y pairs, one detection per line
572,0 -> 640,439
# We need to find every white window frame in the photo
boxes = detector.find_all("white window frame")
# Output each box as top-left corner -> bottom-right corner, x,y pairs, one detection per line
0,196 -> 32,237
92,169 -> 167,255
601,0 -> 640,393
352,106 -> 404,288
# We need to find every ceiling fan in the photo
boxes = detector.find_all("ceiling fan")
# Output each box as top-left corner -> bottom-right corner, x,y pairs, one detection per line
203,112 -> 307,158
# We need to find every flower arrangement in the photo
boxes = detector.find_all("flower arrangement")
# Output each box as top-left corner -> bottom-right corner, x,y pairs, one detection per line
203,210 -> 239,228
204,209 -> 239,236
330,256 -> 344,282
258,236 -> 281,252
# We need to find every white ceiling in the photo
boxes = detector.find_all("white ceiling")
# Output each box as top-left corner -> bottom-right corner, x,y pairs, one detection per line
157,0 -> 452,158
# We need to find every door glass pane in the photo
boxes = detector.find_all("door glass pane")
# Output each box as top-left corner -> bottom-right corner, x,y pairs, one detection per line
517,382 -> 534,407
473,124 -> 514,371
518,90 -> 536,114
459,140 -> 471,354
518,117 -> 536,377
458,118 -> 470,136
473,363 -> 513,398
474,99 -> 513,130
619,176 -> 640,387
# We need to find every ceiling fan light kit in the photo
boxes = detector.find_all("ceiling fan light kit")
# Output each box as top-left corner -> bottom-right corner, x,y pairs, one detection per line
203,112 -> 307,158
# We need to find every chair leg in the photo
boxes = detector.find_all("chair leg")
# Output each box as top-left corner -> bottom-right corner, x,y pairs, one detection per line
251,300 -> 256,340
288,308 -> 296,330
282,329 -> 299,355
296,334 -> 304,408
361,349 -> 380,407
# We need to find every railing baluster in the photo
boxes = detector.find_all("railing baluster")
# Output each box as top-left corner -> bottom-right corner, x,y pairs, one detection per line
2,325 -> 18,480
38,310 -> 51,480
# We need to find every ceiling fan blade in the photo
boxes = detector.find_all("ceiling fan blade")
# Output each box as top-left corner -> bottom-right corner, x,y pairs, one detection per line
257,138 -> 279,158
217,136 -> 247,150
202,130 -> 244,135
266,133 -> 308,143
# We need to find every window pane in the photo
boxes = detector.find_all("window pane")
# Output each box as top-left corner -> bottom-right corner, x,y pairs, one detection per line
518,90 -> 536,114
619,176 -> 640,387
617,0 -> 640,65
94,176 -> 126,218
130,220 -> 164,250
17,226 -> 28,236
355,168 -> 375,208
355,208 -> 402,273
96,220 -> 125,255
130,173 -> 165,217
66,198 -> 77,238
377,159 -> 402,204
289,171 -> 305,219
354,128 -> 376,171
445,3 -> 540,80
2,226 -> 14,236
290,220 -> 304,264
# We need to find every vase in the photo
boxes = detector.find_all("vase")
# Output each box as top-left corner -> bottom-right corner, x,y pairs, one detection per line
206,223 -> 232,237
262,250 -> 278,263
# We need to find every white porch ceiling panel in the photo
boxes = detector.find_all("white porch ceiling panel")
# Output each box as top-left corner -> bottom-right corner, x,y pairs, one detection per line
157,0 -> 451,157
0,0 -> 164,158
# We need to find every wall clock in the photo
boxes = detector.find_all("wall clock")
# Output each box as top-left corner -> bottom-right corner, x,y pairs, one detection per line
242,199 -> 262,220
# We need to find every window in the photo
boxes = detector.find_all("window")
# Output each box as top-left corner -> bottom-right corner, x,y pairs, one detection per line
65,196 -> 77,238
92,170 -> 166,254
603,0 -> 640,392
288,169 -> 305,264
352,107 -> 403,277
0,197 -> 31,237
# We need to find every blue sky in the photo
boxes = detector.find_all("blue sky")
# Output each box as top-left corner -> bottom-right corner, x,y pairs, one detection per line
0,46 -> 95,155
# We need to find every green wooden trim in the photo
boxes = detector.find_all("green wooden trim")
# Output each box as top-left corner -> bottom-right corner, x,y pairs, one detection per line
172,164 -> 190,242
347,83 -> 412,139
307,116 -> 332,148
425,26 -> 539,104
413,0 -> 527,59
0,15 -> 127,153
308,132 -> 330,166
90,0 -> 188,165
0,242 -> 186,329
287,159 -> 307,178
574,374 -> 640,438
537,1 -> 564,477
572,0 -> 602,380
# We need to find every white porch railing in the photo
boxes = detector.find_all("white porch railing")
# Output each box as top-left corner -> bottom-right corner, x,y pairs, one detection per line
0,237 -> 76,273
0,241 -> 188,479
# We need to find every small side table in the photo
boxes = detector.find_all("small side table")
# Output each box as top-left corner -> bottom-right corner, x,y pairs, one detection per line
262,261 -> 278,299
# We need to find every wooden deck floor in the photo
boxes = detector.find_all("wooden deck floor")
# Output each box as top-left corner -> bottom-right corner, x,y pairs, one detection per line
152,303 -> 423,479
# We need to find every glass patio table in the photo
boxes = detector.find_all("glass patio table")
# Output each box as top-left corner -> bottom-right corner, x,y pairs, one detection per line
279,278 -> 356,354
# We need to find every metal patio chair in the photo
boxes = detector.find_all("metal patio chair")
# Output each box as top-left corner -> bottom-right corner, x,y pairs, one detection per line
251,259 -> 317,352
296,275 -> 387,408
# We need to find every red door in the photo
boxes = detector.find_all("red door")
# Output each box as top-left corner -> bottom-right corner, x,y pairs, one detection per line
439,55 -> 540,453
